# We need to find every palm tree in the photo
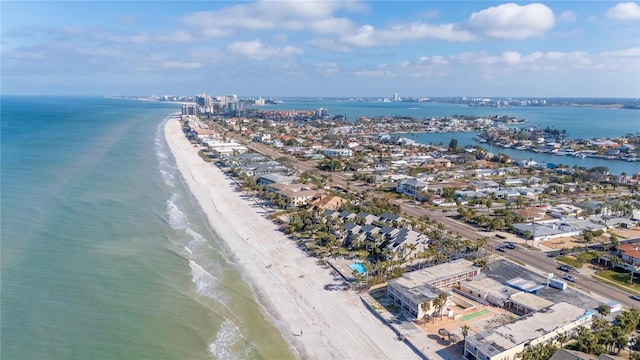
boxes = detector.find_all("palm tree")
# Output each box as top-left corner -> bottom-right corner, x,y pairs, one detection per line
433,292 -> 448,321
421,300 -> 431,319
461,325 -> 470,342
556,333 -> 569,349
597,303 -> 611,318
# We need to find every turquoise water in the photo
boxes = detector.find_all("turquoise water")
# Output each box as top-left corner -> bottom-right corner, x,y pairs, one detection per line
1,96 -> 293,360
349,263 -> 366,274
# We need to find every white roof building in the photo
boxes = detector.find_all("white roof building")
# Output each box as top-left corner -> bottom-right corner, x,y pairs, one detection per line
464,302 -> 594,360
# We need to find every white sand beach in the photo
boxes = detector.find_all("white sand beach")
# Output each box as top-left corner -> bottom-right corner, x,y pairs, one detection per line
164,116 -> 418,359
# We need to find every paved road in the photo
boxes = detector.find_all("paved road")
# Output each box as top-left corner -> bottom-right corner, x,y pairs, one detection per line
230,133 -> 640,309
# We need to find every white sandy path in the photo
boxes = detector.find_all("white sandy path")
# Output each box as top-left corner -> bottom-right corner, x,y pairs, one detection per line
164,117 -> 419,360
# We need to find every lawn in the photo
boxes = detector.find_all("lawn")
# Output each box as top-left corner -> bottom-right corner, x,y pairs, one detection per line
594,269 -> 640,295
556,256 -> 582,268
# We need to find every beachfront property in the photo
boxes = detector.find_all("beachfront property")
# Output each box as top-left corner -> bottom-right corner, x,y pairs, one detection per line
387,259 -> 481,319
201,139 -> 249,156
257,173 -> 297,186
265,183 -> 322,208
464,302 -> 594,360
310,194 -> 347,211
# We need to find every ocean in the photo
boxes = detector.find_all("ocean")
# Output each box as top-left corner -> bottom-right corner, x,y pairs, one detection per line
0,96 -> 294,360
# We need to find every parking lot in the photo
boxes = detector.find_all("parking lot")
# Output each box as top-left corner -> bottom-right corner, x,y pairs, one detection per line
485,259 -> 602,311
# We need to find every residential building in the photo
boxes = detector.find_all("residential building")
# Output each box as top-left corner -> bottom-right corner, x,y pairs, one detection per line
324,148 -> 353,158
396,178 -> 429,200
265,183 -> 321,208
616,244 -> 640,270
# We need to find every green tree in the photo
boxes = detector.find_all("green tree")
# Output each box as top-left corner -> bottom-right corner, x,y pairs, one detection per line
597,303 -> 611,318
421,300 -> 431,319
461,325 -> 470,341
448,138 -> 458,153
433,292 -> 448,321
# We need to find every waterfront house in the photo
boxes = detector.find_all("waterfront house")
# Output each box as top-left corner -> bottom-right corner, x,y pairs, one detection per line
310,194 -> 346,211
265,183 -> 321,208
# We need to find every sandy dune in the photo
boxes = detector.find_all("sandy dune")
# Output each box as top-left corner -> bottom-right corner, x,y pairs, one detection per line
164,117 -> 418,359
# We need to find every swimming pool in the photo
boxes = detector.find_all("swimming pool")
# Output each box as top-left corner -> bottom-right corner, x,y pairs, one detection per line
349,263 -> 366,274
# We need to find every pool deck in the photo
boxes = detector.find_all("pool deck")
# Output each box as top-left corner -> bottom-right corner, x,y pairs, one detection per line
327,258 -> 360,282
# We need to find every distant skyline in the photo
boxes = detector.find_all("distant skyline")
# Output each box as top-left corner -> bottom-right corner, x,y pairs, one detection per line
2,1 -> 639,98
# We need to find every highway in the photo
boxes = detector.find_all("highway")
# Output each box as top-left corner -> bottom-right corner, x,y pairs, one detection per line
229,132 -> 640,309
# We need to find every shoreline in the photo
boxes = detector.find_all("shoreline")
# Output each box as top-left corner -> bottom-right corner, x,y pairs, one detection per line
163,115 -> 419,359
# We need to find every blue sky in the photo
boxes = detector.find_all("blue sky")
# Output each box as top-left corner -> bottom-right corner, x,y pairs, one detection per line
2,1 -> 639,97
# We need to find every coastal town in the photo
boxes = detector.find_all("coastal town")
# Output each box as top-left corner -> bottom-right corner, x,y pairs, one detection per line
173,93 -> 640,360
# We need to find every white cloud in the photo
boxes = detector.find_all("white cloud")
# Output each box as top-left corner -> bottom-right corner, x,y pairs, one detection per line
468,3 -> 555,39
606,2 -> 640,20
558,10 -> 577,23
226,40 -> 303,60
161,61 -> 202,69
106,33 -> 151,44
113,16 -> 137,26
181,0 -> 362,36
353,69 -> 395,77
355,47 -> 639,81
77,47 -> 123,57
157,30 -> 193,43
309,38 -> 351,52
315,62 -> 340,76
342,22 -> 475,47
502,51 -> 522,65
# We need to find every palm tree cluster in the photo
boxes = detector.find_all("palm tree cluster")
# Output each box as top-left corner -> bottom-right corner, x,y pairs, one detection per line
457,205 -> 525,232
516,342 -> 558,360
567,308 -> 640,357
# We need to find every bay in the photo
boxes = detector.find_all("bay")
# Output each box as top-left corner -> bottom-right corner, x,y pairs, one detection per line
250,99 -> 640,174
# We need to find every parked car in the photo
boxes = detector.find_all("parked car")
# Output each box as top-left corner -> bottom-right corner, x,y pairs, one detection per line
559,265 -> 572,272
564,275 -> 575,282
497,246 -> 506,252
631,295 -> 640,301
506,242 -> 516,249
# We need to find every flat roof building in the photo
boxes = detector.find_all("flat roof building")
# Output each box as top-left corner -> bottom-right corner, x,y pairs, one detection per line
387,259 -> 481,320
464,302 -> 594,360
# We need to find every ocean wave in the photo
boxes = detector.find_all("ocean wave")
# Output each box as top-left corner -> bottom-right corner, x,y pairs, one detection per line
189,259 -> 225,303
160,169 -> 175,187
167,196 -> 188,230
207,319 -> 245,360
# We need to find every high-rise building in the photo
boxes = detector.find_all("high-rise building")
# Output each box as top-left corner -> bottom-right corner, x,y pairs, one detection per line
315,107 -> 329,117
182,104 -> 198,116
393,93 -> 401,102
195,93 -> 214,114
